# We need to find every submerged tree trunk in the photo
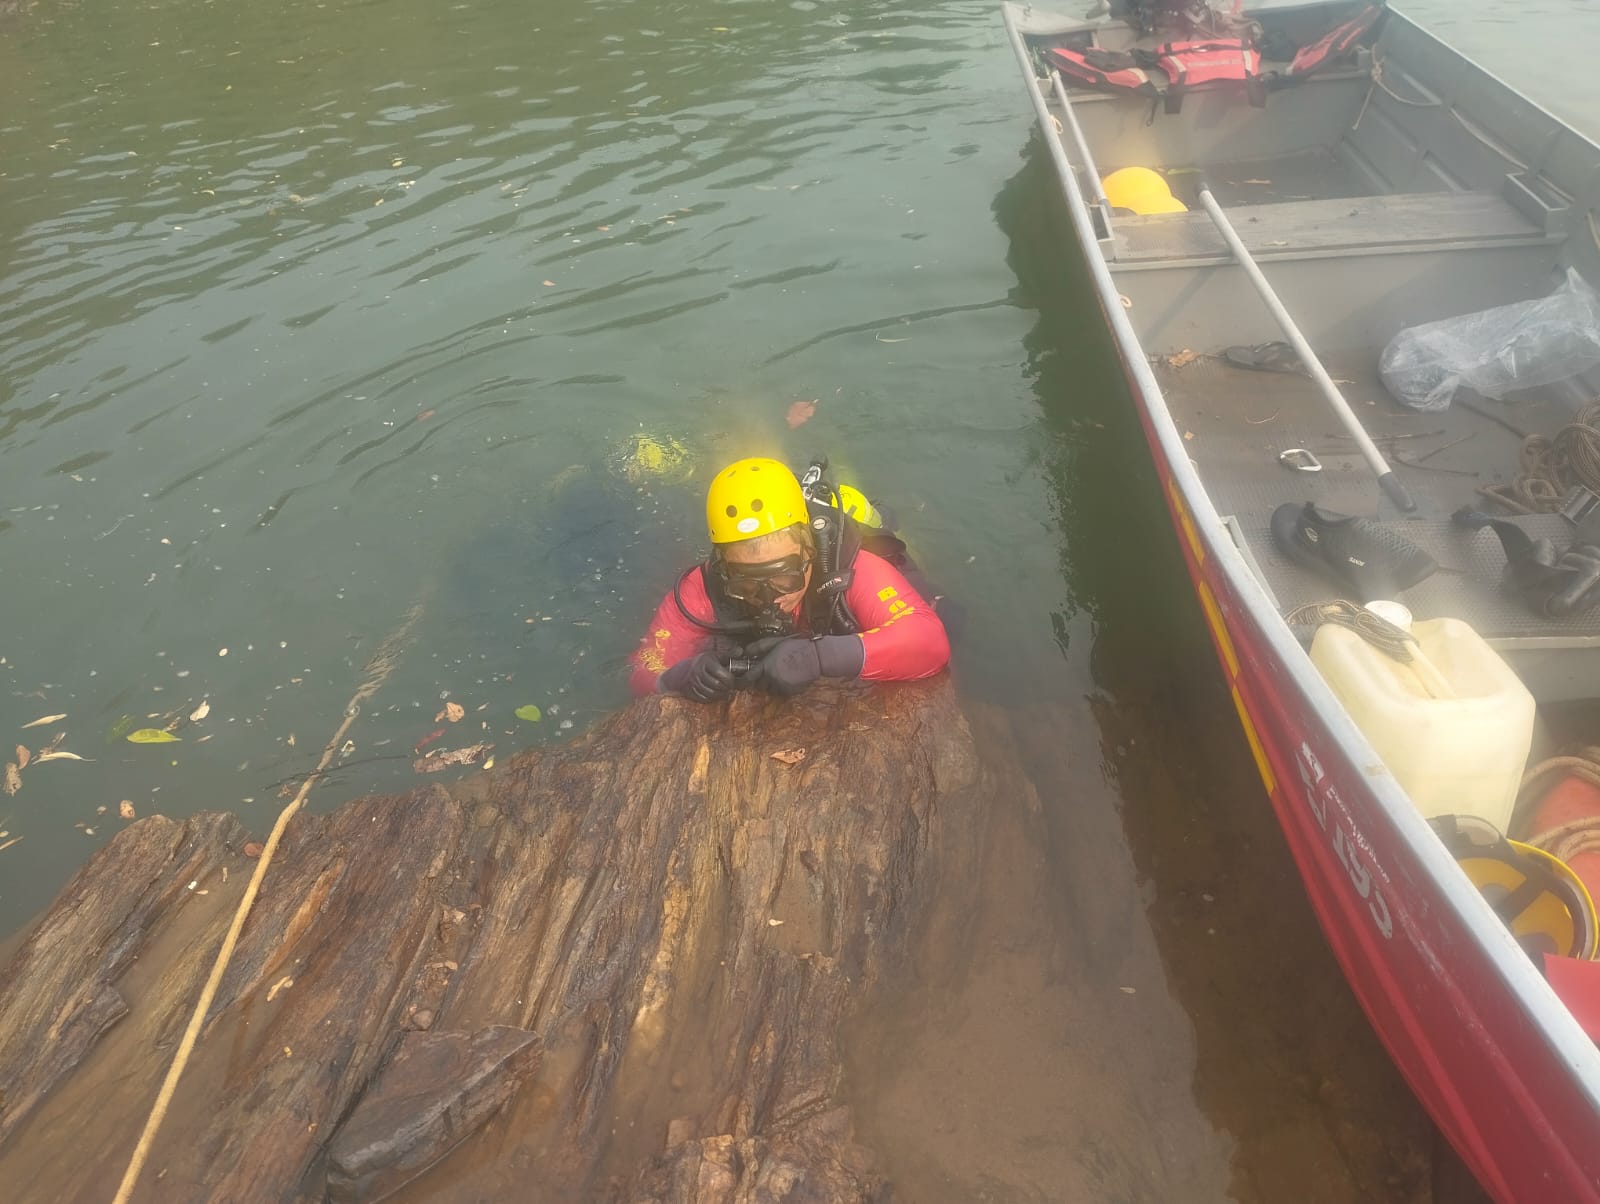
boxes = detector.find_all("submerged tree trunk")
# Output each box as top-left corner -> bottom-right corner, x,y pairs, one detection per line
0,681 -> 980,1203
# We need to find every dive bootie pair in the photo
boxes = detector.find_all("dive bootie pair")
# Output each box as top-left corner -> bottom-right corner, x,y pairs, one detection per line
1271,502 -> 1438,600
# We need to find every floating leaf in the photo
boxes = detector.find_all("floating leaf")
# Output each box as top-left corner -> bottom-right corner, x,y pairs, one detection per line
514,705 -> 542,723
107,715 -> 136,743
120,801 -> 136,820
3,763 -> 19,796
785,399 -> 817,429
35,749 -> 88,762
15,745 -> 29,770
435,701 -> 465,724
22,714 -> 66,729
127,728 -> 181,744
190,700 -> 210,722
414,727 -> 446,753
770,747 -> 807,766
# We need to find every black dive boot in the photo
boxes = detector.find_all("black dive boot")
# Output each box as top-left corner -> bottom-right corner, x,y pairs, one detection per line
1271,502 -> 1437,600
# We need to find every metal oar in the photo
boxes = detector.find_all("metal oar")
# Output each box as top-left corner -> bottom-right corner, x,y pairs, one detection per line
1195,187 -> 1417,513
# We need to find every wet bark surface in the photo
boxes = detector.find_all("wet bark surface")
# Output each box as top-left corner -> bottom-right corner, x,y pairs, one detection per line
0,681 -> 981,1203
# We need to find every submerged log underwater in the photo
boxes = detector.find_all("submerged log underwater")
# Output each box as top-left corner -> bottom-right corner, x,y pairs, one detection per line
0,680 -> 981,1203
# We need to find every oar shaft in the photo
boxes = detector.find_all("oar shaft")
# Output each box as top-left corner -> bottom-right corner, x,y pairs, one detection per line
1196,187 -> 1416,513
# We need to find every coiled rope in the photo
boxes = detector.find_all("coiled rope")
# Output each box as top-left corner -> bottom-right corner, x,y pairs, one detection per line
1521,746 -> 1600,863
1478,401 -> 1600,515
1284,599 -> 1416,660
111,602 -> 423,1204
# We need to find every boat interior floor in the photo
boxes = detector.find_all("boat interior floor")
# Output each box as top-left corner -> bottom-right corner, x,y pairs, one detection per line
1170,147 -> 1373,208
1154,351 -> 1600,678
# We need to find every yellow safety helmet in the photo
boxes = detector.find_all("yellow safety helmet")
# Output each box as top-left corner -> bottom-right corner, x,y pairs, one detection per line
1101,166 -> 1177,215
706,457 -> 809,545
1432,815 -> 1599,960
835,483 -> 883,529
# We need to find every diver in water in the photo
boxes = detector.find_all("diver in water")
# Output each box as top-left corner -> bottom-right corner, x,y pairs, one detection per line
629,457 -> 950,701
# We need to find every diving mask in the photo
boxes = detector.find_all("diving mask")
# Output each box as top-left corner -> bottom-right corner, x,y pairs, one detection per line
714,552 -> 809,606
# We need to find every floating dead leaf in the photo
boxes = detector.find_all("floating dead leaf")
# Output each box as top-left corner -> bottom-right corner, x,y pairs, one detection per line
267,975 -> 295,1002
785,399 -> 817,429
542,279 -> 556,287
190,700 -> 210,722
22,714 -> 66,729
1183,430 -> 1196,441
417,408 -> 435,422
769,747 -> 807,766
35,749 -> 88,762
0,836 -> 20,854
414,726 -> 446,752
413,742 -> 493,774
434,701 -> 465,724
1165,348 -> 1200,369
120,800 -> 136,820
3,763 -> 20,796
15,745 -> 29,770
767,918 -> 785,927
243,841 -> 264,858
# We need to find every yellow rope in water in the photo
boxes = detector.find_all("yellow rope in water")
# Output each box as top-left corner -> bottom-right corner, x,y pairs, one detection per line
111,602 -> 422,1204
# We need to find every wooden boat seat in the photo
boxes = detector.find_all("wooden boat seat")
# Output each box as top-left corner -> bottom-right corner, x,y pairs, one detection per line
1112,190 -> 1560,265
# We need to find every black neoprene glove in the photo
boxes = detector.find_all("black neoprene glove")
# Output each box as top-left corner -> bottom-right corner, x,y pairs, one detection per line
745,635 -> 864,697
659,652 -> 737,702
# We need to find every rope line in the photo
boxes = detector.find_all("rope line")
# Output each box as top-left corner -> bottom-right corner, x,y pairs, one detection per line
1478,401 -> 1600,515
1521,747 -> 1600,863
1284,599 -> 1418,661
111,602 -> 422,1204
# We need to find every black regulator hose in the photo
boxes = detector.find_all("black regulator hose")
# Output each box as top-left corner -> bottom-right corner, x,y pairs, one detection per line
810,510 -> 860,634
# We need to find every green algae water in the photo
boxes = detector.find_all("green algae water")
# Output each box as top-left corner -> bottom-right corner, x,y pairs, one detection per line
2,1 -> 1595,1198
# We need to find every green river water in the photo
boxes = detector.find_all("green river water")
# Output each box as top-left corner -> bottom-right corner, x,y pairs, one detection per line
2,1 -> 1596,1199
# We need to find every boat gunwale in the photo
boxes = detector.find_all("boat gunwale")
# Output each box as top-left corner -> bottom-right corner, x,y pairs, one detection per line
1000,0 -> 1600,1117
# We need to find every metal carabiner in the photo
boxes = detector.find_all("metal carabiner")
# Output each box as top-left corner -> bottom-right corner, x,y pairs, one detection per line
1278,448 -> 1323,473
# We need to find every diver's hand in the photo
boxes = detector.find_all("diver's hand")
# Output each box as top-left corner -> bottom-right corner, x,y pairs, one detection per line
659,652 -> 737,702
746,635 -> 863,697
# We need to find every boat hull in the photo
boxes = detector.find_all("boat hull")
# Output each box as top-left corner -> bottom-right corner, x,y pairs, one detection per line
1002,3 -> 1600,1198
1145,404 -> 1600,1202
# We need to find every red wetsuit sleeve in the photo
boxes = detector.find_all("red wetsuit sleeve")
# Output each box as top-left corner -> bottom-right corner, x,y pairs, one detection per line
844,550 -> 950,681
629,571 -> 715,696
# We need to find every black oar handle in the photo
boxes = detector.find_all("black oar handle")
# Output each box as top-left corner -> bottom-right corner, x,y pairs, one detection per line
1378,472 -> 1418,513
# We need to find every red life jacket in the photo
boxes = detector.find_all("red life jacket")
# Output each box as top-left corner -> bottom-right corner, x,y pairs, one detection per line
1046,46 -> 1160,99
1287,5 -> 1385,77
1155,38 -> 1264,111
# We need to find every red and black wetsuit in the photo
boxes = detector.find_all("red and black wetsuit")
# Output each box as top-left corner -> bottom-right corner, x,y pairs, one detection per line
629,549 -> 949,696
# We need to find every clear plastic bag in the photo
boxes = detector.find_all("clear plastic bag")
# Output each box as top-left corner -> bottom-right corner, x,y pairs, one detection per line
1379,268 -> 1600,412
